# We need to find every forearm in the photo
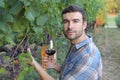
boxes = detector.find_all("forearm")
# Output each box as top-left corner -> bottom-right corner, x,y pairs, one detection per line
33,61 -> 55,80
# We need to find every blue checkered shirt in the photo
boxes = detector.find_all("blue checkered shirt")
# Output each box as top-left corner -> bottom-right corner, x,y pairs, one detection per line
60,36 -> 102,80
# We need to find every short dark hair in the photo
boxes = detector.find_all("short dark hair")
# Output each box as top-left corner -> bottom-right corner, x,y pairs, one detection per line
62,5 -> 86,21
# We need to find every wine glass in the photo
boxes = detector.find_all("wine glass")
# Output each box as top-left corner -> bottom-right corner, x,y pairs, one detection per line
45,40 -> 56,56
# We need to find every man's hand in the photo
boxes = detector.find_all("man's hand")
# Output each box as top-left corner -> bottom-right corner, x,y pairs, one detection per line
44,55 -> 57,69
44,55 -> 61,72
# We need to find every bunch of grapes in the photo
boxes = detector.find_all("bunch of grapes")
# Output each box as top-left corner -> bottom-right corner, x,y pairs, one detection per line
0,38 -> 29,79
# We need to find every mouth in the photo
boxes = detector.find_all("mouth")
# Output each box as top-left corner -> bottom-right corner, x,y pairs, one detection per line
67,31 -> 75,35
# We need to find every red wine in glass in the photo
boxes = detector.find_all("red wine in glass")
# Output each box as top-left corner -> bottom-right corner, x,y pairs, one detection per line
45,49 -> 56,56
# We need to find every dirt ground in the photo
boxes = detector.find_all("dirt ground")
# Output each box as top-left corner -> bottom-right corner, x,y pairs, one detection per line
93,27 -> 120,80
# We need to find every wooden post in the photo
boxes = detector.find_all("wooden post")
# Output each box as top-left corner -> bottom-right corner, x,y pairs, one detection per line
41,45 -> 48,70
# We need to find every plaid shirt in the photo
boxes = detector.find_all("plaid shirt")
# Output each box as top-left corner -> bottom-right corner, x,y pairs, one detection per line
60,35 -> 102,80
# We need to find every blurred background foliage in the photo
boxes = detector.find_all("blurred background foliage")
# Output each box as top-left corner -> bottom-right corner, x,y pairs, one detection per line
0,0 -> 119,46
0,0 -> 106,46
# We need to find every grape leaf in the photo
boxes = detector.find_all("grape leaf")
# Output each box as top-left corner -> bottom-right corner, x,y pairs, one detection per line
24,7 -> 37,22
36,14 -> 48,26
0,0 -> 5,8
0,68 -> 6,74
9,1 -> 23,15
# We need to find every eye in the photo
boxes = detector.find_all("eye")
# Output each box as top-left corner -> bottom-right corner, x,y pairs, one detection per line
62,20 -> 69,24
73,19 -> 80,23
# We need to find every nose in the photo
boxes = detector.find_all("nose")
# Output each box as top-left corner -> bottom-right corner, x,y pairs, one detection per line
68,22 -> 73,29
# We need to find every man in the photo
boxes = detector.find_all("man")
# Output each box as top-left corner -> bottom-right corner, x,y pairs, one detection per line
31,5 -> 102,80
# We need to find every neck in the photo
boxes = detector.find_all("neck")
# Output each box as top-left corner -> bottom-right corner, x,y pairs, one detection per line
71,33 -> 88,45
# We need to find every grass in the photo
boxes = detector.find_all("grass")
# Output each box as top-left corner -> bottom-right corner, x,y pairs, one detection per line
107,16 -> 117,25
92,27 -> 120,80
105,14 -> 118,28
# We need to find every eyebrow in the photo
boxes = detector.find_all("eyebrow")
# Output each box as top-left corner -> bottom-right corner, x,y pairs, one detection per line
72,19 -> 80,21
63,18 -> 80,21
64,19 -> 81,23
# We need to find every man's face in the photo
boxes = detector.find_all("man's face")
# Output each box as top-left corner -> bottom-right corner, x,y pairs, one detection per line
62,12 -> 86,41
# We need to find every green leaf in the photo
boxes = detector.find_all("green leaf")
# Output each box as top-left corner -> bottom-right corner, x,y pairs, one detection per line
0,42 -> 3,46
0,33 -> 4,39
0,22 -> 12,34
9,1 -> 23,15
12,17 -> 29,33
18,52 -> 32,63
32,26 -> 43,35
5,35 -> 15,45
36,14 -> 48,26
3,13 -> 14,23
25,7 -> 37,22
3,55 -> 10,61
17,67 -> 29,80
0,0 -> 5,8
0,68 -> 6,74
20,0 -> 31,6
17,52 -> 33,80
40,0 -> 47,3
17,66 -> 34,80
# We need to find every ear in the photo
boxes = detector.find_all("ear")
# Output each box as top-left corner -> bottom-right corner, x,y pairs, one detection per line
83,21 -> 87,30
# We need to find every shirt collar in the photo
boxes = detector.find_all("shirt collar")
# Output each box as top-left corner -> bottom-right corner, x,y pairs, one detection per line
74,35 -> 92,49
